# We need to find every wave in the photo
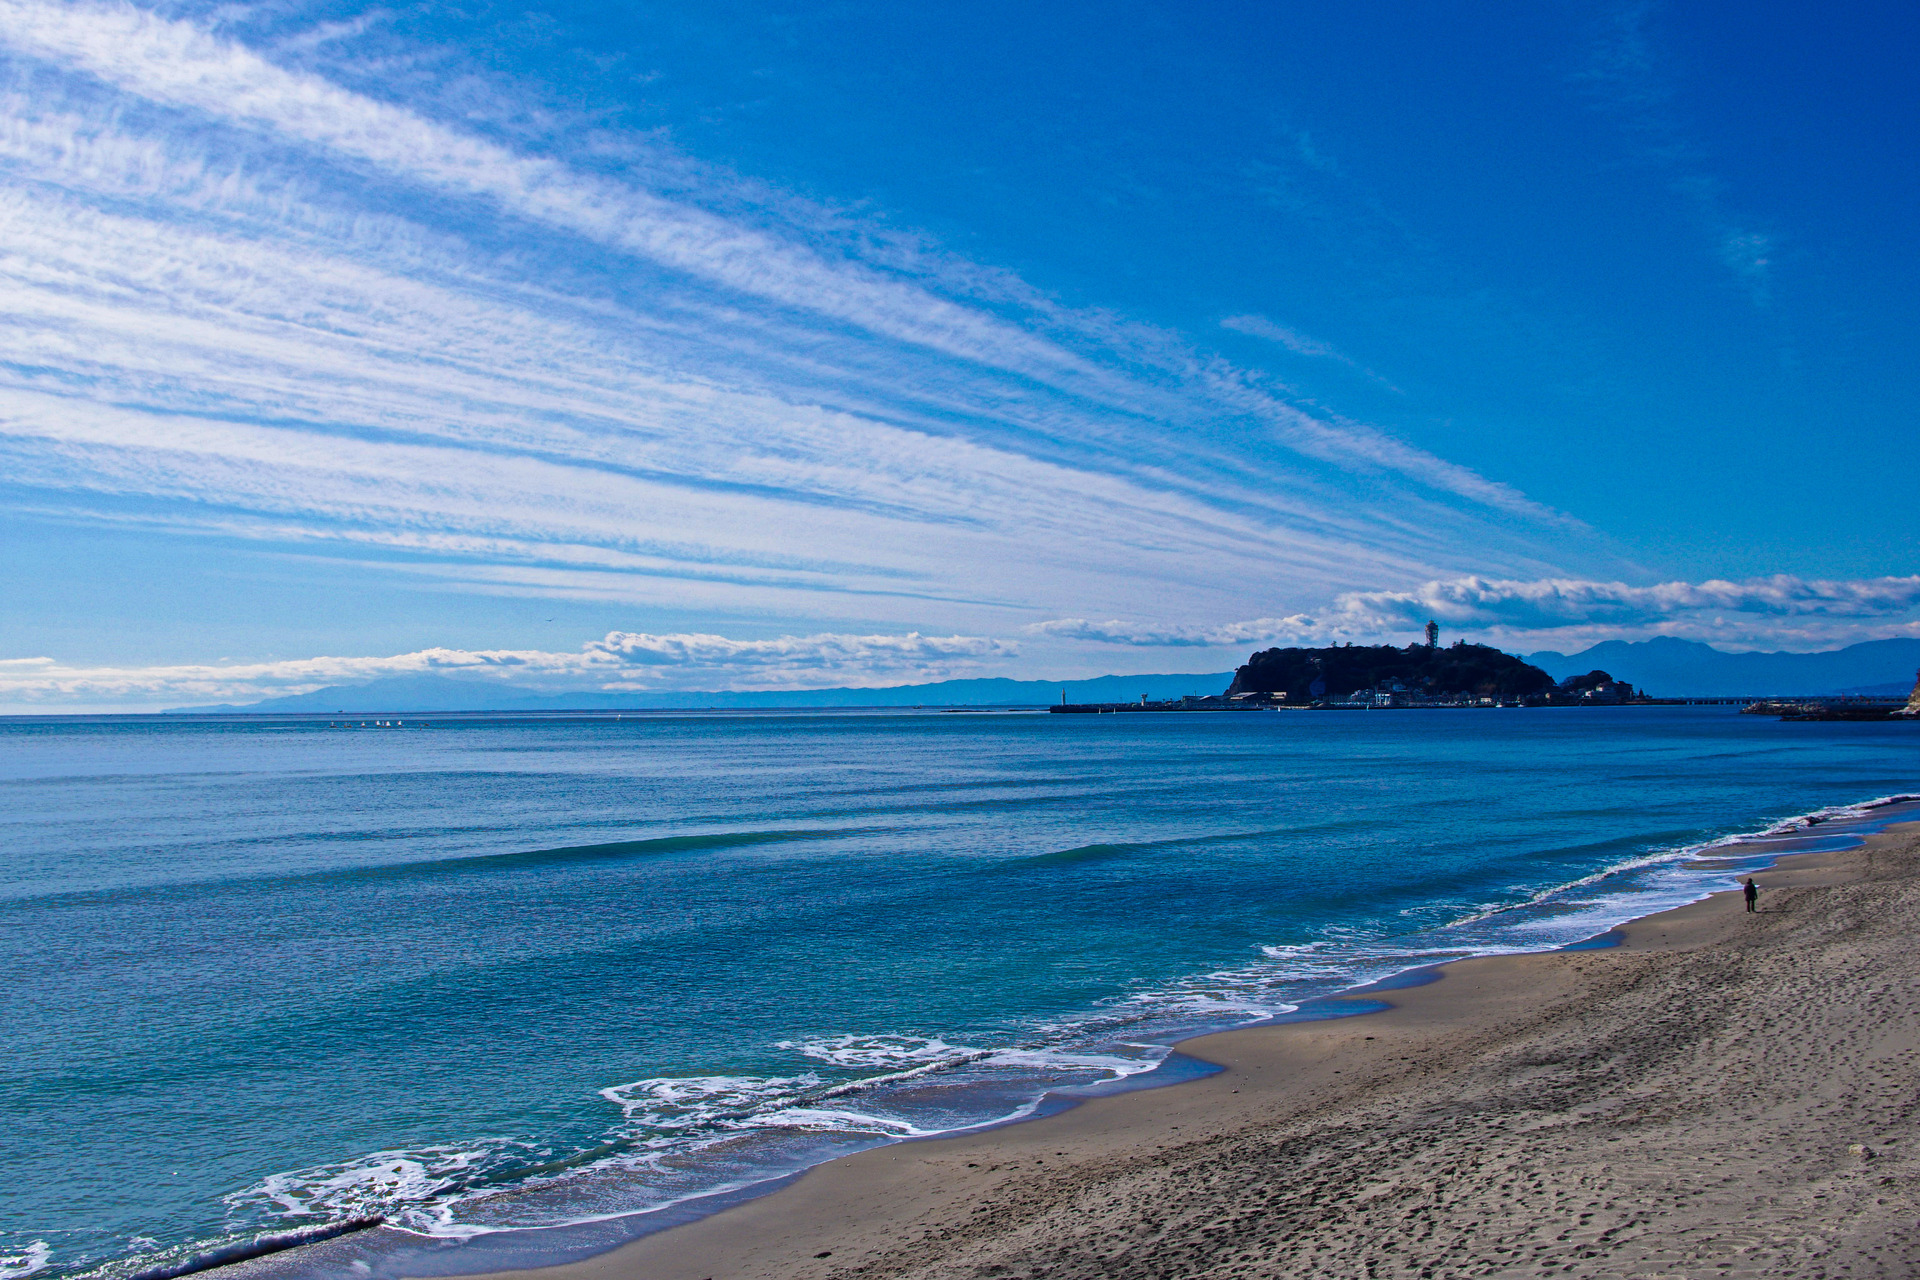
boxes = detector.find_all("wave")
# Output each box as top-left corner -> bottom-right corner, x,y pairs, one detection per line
0,1244 -> 51,1280
999,841 -> 1148,867
217,1035 -> 1167,1245
776,1033 -> 977,1070
18,827 -> 900,908
226,1144 -> 553,1237
599,1074 -> 826,1133
143,792 -> 1920,1274
117,1220 -> 383,1280
362,828 -> 880,877
1406,792 -> 1918,940
989,825 -> 1338,870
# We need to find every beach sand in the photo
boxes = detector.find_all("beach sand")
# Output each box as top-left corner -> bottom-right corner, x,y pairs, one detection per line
486,822 -> 1920,1279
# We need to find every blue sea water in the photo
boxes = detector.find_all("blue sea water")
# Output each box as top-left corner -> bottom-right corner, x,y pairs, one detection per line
2,706 -> 1916,1280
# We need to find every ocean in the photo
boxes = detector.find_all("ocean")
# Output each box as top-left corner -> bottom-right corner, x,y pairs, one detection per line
3,706 -> 1915,1280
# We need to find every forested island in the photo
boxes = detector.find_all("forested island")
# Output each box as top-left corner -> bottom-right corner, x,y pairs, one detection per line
1052,634 -> 1648,712
1227,640 -> 1557,704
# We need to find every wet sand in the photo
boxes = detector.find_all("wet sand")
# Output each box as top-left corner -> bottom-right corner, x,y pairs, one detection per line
485,822 -> 1920,1280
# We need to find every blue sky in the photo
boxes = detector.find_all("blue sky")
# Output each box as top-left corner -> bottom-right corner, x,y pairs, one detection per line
0,0 -> 1916,708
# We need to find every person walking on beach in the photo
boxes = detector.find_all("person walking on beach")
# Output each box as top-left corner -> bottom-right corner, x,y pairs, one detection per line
1743,878 -> 1759,912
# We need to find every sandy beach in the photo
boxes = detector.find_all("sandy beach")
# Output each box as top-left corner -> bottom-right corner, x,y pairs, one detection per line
478,821 -> 1920,1280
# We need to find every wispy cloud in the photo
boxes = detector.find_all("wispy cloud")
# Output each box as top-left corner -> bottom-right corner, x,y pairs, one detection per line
1220,314 -> 1347,362
1576,1 -> 1780,305
1024,616 -> 1320,648
0,630 -> 1017,708
0,0 -> 1601,651
0,1 -> 1896,700
586,630 -> 1011,677
0,0 -> 1082,377
1218,313 -> 1403,394
1717,229 -> 1775,294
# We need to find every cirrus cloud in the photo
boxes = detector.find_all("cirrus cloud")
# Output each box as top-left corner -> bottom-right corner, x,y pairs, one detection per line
0,0 -> 1602,660
1023,616 -> 1321,648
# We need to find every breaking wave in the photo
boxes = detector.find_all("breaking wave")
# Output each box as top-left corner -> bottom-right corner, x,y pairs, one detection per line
106,793 -> 1920,1275
0,1244 -> 51,1280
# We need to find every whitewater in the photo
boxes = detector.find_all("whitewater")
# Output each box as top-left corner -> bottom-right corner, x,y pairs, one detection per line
2,706 -> 1915,1280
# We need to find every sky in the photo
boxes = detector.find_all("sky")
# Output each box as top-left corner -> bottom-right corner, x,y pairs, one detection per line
1,0 -> 1917,709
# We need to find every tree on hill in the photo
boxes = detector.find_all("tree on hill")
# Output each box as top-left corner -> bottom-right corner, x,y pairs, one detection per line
1553,669 -> 1636,701
1226,643 -> 1555,702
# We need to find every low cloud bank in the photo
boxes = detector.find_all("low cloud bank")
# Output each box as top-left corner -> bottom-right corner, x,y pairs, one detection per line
0,631 -> 1015,710
10,574 -> 1918,712
1033,573 -> 1920,654
1343,574 -> 1920,630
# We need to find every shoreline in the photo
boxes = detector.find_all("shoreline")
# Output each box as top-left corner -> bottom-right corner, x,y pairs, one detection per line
458,818 -> 1920,1280
141,794 -> 1917,1280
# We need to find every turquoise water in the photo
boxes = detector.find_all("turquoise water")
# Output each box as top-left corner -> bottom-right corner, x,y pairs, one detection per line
2,707 -> 1915,1280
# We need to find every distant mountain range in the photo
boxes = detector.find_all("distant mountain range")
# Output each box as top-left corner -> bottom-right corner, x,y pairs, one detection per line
1527,637 -> 1920,698
167,635 -> 1920,713
169,671 -> 1238,714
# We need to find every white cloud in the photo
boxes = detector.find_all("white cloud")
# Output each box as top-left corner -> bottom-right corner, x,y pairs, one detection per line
14,573 -> 1917,711
0,629 -> 1018,709
1336,573 -> 1920,630
0,85 -> 1583,635
0,1 -> 1887,702
0,0 -> 1579,520
1219,314 -> 1406,397
1024,616 -> 1321,648
1026,574 -> 1920,655
1220,314 -> 1346,361
585,630 -> 1011,679
0,0 -> 1656,683
0,0 -> 1091,379
1193,365 -> 1563,523
1577,4 -> 1779,306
